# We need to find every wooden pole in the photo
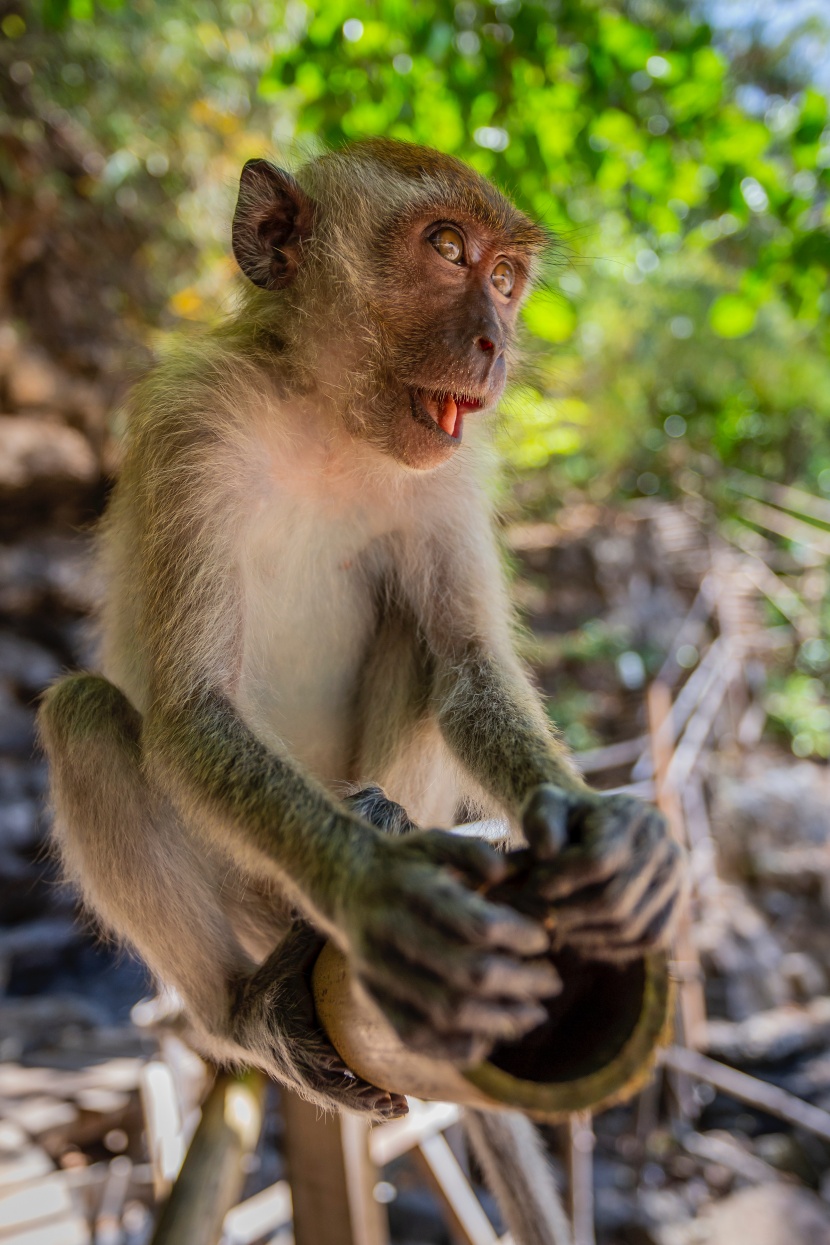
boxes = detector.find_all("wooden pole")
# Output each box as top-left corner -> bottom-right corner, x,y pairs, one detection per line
568,1112 -> 595,1245
150,1070 -> 265,1245
647,680 -> 707,1052
283,1090 -> 388,1245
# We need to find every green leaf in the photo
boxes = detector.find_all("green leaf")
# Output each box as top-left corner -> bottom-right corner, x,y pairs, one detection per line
709,295 -> 757,338
523,294 -> 576,343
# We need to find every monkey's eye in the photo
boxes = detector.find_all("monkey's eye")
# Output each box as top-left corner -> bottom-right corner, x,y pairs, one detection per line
429,226 -> 465,265
491,260 -> 515,297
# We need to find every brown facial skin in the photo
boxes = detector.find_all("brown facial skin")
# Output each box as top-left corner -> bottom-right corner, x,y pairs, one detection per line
365,211 -> 530,470
231,147 -> 544,472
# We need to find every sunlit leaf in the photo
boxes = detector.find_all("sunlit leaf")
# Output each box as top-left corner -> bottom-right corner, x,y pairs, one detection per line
523,294 -> 576,343
709,294 -> 757,337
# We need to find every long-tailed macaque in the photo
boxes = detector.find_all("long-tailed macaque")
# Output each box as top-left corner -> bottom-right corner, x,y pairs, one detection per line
39,140 -> 685,1245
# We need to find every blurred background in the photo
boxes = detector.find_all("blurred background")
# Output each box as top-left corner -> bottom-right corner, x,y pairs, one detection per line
1,1 -> 830,1243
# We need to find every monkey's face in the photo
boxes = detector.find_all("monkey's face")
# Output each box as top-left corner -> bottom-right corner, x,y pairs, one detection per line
361,212 -> 531,471
231,145 -> 546,473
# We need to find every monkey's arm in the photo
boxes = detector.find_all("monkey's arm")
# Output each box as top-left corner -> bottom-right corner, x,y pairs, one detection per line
145,686 -> 560,1061
419,523 -> 687,962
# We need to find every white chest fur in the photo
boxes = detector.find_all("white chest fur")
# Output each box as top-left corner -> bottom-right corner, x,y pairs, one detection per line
236,469 -> 396,787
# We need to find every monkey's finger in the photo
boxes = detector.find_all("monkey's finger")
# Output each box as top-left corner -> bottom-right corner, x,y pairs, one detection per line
377,918 -> 559,1000
296,1049 -> 410,1118
414,829 -> 508,886
563,853 -> 684,951
472,954 -> 561,1001
352,1086 -> 409,1119
533,804 -> 663,902
551,833 -> 676,931
361,938 -> 551,1053
447,891 -> 550,956
454,997 -> 548,1042
568,891 -> 680,962
365,988 -> 491,1065
616,844 -> 686,943
522,785 -> 572,861
557,835 -> 685,941
404,878 -> 549,956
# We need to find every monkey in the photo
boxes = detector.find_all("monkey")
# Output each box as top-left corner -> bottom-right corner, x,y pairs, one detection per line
39,139 -> 686,1245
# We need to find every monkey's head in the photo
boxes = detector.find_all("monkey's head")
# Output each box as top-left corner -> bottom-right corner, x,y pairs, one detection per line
232,140 -> 547,470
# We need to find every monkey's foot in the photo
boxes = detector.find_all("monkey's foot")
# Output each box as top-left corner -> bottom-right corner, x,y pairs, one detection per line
295,1044 -> 408,1119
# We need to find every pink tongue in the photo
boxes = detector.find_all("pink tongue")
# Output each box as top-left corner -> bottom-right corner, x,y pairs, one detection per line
438,395 -> 458,437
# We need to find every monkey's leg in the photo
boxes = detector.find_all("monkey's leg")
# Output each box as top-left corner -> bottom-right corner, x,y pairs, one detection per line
39,675 -> 406,1119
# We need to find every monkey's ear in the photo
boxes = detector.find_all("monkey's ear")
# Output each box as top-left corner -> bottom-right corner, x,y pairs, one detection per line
232,159 -> 316,290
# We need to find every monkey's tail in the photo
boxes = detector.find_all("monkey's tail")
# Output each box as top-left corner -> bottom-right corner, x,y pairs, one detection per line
463,1108 -> 572,1245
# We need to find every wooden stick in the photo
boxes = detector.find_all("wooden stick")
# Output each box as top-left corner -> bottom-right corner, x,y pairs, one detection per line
660,1046 -> 830,1143
568,1112 -> 595,1245
370,1100 -> 462,1167
666,657 -> 736,792
727,469 -> 830,527
739,499 -> 830,557
673,1125 -> 782,1185
632,639 -> 727,780
283,1090 -> 388,1245
150,1070 -> 265,1245
647,683 -> 707,1070
647,681 -> 682,832
574,737 -> 647,776
738,555 -> 815,638
414,1132 -> 498,1245
651,584 -> 713,689
140,1060 -> 184,1199
223,1181 -> 292,1245
94,1156 -> 132,1245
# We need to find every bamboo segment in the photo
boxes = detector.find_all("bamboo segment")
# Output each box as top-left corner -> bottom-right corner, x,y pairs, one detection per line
150,1070 -> 265,1245
312,944 -> 672,1123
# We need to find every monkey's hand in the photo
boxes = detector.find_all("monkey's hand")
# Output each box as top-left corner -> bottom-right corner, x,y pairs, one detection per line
519,785 -> 688,962
339,831 -> 561,1067
238,922 -> 408,1120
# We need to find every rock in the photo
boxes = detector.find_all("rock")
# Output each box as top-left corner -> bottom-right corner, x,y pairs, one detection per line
713,756 -> 830,856
0,685 -> 35,756
781,952 -> 828,1000
704,997 -> 830,1064
0,535 -> 97,617
0,416 -> 98,491
687,1185 -> 830,1245
4,344 -> 63,408
0,632 -> 62,698
0,324 -> 21,379
0,799 -> 39,853
752,845 -> 830,895
695,883 -> 788,1019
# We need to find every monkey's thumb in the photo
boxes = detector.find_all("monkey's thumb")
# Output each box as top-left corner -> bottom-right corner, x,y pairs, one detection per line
522,785 -> 571,862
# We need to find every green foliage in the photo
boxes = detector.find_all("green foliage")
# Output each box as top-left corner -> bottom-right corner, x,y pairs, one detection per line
7,3 -> 820,486
9,0 -> 830,761
12,0 -> 829,487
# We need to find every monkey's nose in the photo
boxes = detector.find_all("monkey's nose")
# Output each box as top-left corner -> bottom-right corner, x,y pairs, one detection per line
476,336 -> 496,353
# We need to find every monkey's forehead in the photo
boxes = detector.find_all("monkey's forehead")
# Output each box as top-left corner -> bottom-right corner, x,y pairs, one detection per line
305,138 -> 549,255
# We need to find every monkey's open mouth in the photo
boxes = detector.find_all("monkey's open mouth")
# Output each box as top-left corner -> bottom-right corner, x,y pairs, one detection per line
411,390 -> 485,441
